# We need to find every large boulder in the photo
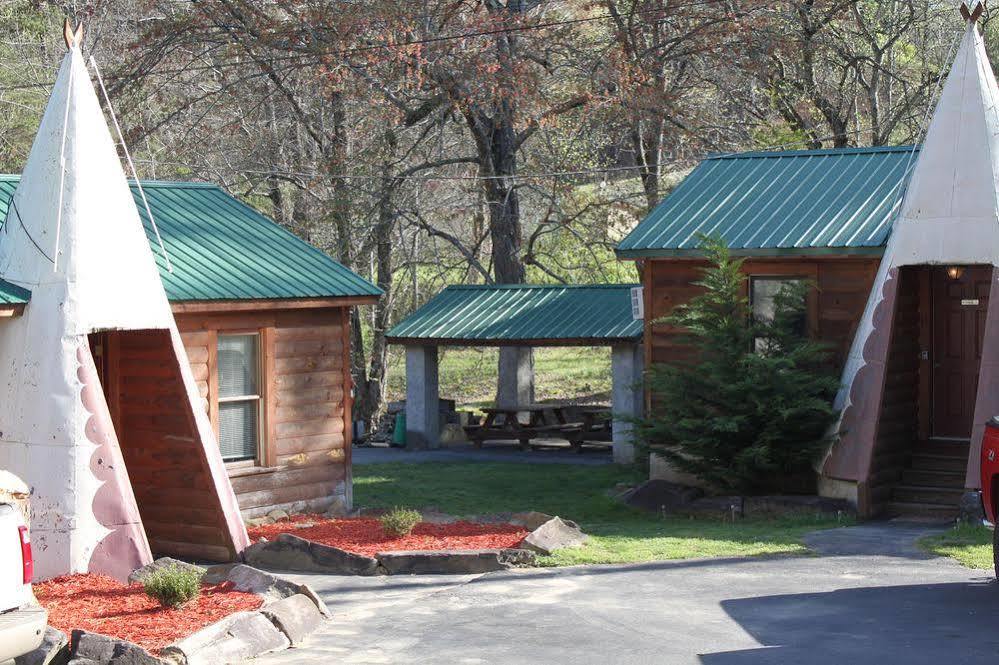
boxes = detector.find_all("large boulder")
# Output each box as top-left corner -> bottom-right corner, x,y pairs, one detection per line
377,550 -> 512,575
70,631 -> 160,665
520,517 -> 587,555
160,611 -> 289,665
510,511 -> 556,531
621,480 -> 704,514
243,533 -> 381,576
128,557 -> 206,585
15,626 -> 68,665
259,594 -> 325,646
213,564 -> 331,618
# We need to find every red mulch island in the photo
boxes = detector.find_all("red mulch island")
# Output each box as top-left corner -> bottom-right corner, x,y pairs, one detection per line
35,574 -> 263,654
248,515 -> 529,556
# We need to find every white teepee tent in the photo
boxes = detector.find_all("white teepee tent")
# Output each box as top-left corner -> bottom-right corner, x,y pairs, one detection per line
0,27 -> 248,580
823,5 -> 999,506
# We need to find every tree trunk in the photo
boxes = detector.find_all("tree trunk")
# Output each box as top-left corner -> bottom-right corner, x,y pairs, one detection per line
354,135 -> 398,431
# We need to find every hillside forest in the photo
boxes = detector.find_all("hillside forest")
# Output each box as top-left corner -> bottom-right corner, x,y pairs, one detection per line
0,0 -> 984,425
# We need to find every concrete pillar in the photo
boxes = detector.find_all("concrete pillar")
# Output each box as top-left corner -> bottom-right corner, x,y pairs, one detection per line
405,345 -> 440,449
611,343 -> 645,464
497,346 -> 534,408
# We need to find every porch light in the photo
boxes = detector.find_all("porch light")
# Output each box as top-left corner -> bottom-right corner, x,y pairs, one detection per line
946,266 -> 964,280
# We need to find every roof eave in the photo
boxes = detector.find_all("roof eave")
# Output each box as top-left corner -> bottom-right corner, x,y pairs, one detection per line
170,294 -> 380,313
615,246 -> 887,260
385,335 -> 643,347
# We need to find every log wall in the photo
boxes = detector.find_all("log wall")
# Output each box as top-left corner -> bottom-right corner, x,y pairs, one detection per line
110,329 -> 236,561
644,257 -> 882,371
175,306 -> 352,518
866,267 -> 921,513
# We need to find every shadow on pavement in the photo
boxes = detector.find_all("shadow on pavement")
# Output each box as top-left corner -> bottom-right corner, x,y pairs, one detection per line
702,580 -> 999,665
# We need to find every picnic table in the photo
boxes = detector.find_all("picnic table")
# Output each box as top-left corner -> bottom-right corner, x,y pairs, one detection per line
464,403 -> 612,452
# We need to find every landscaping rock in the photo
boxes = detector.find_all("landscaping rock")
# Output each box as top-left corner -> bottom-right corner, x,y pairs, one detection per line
260,594 -> 325,646
220,564 -> 332,618
498,548 -> 537,567
324,496 -> 349,517
70,630 -> 160,665
15,626 -> 69,665
959,491 -> 985,523
510,511 -> 556,531
377,549 -> 512,575
201,563 -> 238,584
674,496 -> 744,519
266,509 -> 290,522
160,611 -> 288,665
127,557 -> 206,584
520,517 -> 587,555
243,532 -> 381,576
743,495 -> 853,518
622,480 -> 704,514
245,516 -> 274,528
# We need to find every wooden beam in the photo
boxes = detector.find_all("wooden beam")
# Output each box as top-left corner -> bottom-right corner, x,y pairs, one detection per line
0,304 -> 25,318
171,296 -> 379,314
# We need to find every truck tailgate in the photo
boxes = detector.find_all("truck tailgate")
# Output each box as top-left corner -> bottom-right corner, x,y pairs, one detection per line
0,504 -> 25,612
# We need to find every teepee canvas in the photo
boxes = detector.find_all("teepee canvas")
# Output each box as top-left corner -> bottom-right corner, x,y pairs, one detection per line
821,4 -> 999,512
0,28 -> 248,580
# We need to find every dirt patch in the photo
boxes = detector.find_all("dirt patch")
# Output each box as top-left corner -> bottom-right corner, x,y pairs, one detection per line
248,515 -> 529,556
35,573 -> 263,654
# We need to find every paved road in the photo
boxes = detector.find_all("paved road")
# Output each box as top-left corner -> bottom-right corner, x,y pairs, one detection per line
256,523 -> 999,664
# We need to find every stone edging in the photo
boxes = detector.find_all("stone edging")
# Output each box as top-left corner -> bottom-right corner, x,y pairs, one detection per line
241,513 -> 588,576
16,561 -> 330,665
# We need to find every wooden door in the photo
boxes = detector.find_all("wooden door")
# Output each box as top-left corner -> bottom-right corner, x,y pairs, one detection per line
931,266 -> 992,438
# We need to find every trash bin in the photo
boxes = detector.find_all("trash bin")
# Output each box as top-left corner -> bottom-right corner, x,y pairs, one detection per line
391,412 -> 407,447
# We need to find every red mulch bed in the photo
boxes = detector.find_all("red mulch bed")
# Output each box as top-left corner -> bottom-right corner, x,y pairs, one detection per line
247,515 -> 529,556
35,574 -> 263,654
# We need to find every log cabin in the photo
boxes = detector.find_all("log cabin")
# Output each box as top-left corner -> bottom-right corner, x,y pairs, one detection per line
0,175 -> 381,521
616,143 -> 983,519
619,15 -> 999,521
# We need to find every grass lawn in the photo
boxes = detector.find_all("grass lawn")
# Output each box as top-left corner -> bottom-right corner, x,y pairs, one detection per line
384,346 -> 611,411
353,462 -> 852,566
919,523 -> 994,569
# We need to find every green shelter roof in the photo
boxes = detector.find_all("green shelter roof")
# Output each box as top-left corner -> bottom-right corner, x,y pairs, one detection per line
616,145 -> 919,258
386,284 -> 643,346
0,278 -> 29,305
0,176 -> 381,302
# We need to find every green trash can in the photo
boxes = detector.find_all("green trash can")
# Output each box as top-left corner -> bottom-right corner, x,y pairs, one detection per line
391,412 -> 407,447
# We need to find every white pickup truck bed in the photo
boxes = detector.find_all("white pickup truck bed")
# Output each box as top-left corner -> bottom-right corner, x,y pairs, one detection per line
0,501 -> 46,661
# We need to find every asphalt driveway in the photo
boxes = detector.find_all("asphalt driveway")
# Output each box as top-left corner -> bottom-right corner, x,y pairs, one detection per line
256,523 -> 999,664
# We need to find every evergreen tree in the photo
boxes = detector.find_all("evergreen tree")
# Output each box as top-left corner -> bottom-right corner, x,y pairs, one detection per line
637,236 -> 839,494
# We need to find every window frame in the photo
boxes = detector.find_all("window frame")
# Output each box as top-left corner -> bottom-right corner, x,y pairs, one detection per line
748,274 -> 813,352
217,332 -> 264,464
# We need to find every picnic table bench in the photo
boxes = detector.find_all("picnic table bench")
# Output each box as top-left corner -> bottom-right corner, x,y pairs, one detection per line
463,403 -> 612,451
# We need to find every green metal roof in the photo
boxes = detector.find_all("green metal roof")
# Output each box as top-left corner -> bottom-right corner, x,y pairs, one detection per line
386,284 -> 643,345
0,176 -> 381,302
616,146 -> 919,258
0,278 -> 29,305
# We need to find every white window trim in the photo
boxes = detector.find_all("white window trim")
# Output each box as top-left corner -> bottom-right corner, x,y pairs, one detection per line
218,332 -> 263,464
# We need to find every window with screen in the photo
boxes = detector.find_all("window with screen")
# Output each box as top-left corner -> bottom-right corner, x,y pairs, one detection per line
218,334 -> 260,462
750,277 -> 807,352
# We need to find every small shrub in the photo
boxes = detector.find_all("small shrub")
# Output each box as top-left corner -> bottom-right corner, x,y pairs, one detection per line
142,565 -> 204,609
380,507 -> 422,537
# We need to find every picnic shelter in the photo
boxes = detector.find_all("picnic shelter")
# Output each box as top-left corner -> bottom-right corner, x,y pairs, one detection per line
385,284 -> 644,463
